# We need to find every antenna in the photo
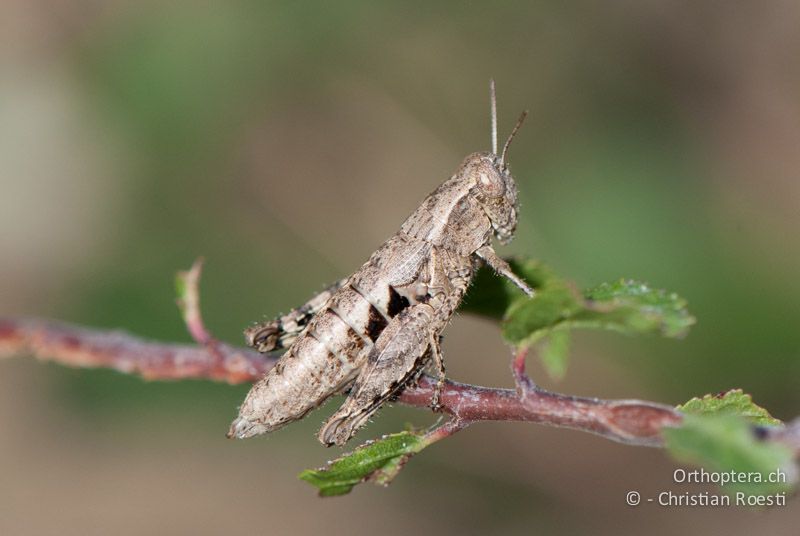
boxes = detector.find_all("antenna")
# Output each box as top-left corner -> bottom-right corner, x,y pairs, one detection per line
500,110 -> 528,165
490,79 -> 498,155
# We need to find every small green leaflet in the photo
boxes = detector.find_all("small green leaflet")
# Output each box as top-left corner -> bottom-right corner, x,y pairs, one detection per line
461,259 -> 695,378
664,390 -> 795,496
664,414 -> 796,496
581,279 -> 694,338
299,431 -> 429,496
678,389 -> 782,426
540,329 -> 570,380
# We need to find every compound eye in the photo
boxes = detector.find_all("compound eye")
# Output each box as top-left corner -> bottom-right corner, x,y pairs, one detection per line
477,166 -> 504,197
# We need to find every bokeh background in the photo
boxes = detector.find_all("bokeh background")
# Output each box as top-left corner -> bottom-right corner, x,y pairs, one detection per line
1,1 -> 799,534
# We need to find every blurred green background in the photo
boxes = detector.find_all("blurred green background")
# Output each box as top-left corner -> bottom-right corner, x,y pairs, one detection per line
1,1 -> 798,534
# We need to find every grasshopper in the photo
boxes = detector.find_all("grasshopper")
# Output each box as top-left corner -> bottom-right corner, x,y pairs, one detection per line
228,82 -> 533,446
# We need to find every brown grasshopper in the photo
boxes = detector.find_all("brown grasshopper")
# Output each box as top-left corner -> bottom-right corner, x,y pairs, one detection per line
228,82 -> 533,446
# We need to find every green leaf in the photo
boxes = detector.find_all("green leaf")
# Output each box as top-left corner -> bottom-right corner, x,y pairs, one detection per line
664,414 -> 797,496
499,261 -> 584,346
580,279 -> 695,338
299,431 -> 428,496
462,259 -> 695,379
678,389 -> 782,426
540,329 -> 571,380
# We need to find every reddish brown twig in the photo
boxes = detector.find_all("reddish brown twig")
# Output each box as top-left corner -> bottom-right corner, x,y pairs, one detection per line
405,351 -> 682,447
4,314 -> 800,456
0,316 -> 271,384
0,315 -> 679,446
2,260 -> 796,453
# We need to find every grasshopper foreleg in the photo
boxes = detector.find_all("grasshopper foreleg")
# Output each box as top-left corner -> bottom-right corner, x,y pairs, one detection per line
474,245 -> 534,297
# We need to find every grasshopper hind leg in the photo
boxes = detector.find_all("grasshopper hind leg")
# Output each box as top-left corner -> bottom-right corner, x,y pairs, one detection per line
392,339 -> 444,410
318,303 -> 436,446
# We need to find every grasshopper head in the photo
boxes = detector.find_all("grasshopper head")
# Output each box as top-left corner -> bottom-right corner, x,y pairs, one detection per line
469,152 -> 520,245
478,84 -> 527,245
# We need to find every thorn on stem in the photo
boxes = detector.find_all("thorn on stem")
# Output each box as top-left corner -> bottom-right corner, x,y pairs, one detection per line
176,257 -> 213,345
176,258 -> 224,366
